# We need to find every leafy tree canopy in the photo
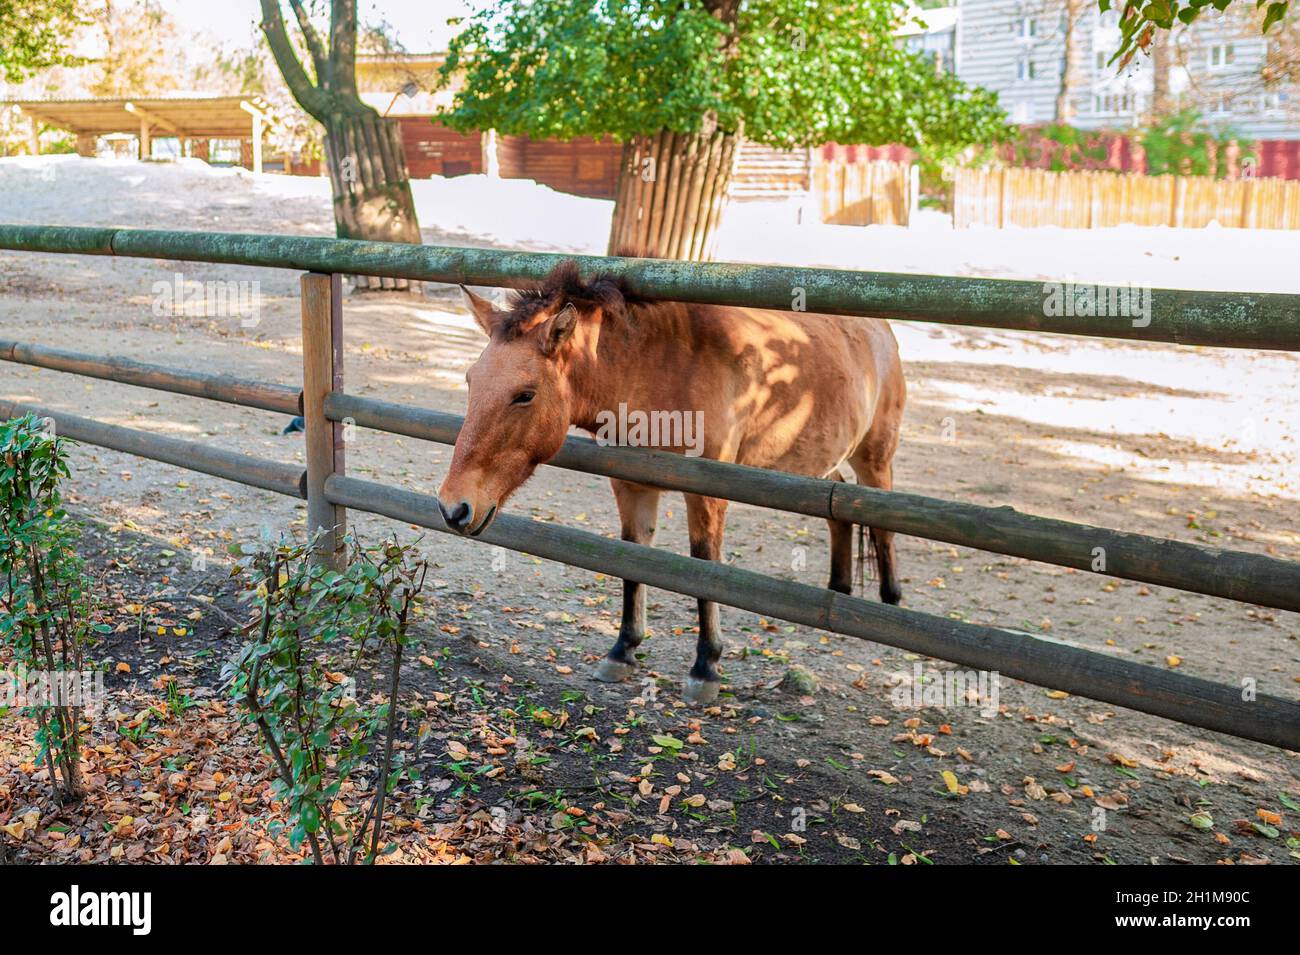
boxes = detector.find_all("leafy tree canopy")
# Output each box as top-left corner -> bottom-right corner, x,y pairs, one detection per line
0,0 -> 84,83
1106,0 -> 1290,66
439,0 -> 1007,153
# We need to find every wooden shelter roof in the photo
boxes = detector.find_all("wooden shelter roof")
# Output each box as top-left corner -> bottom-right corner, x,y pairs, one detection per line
5,95 -> 269,138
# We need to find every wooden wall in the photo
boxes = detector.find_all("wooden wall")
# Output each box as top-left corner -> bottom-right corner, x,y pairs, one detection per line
497,134 -> 622,198
397,119 -> 482,179
730,142 -> 810,199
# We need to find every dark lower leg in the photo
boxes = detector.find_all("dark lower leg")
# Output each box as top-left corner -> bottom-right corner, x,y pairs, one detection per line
874,528 -> 902,605
607,578 -> 646,665
827,518 -> 854,594
683,494 -> 727,698
851,455 -> 901,606
689,596 -> 723,684
598,482 -> 660,681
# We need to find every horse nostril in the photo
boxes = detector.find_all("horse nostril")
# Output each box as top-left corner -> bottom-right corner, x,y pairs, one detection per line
439,499 -> 473,531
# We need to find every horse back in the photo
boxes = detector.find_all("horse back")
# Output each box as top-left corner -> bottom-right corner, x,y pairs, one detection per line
684,304 -> 902,476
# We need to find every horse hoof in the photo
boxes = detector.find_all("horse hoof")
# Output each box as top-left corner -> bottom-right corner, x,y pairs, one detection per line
682,675 -> 721,705
594,656 -> 636,683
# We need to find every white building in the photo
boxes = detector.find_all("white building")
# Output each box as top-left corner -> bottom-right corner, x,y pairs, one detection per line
925,1 -> 1297,140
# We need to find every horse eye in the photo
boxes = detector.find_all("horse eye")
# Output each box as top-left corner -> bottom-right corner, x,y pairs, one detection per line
512,390 -> 536,405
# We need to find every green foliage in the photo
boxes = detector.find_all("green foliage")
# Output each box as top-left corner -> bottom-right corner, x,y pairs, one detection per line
1104,0 -> 1290,66
0,0 -> 85,83
730,2 -> 1007,151
0,414 -> 102,801
1140,109 -> 1253,177
1008,124 -> 1112,171
440,0 -> 1008,152
441,0 -> 731,141
224,534 -> 430,864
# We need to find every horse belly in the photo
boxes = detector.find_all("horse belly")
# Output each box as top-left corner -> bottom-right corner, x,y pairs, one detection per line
762,409 -> 868,478
734,371 -> 874,479
710,307 -> 887,479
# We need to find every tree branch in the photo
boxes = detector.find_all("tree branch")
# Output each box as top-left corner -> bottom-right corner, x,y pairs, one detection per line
288,0 -> 331,90
259,0 -> 333,120
329,0 -> 359,99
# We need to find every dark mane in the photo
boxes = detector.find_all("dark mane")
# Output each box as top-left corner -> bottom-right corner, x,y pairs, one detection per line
500,260 -> 637,339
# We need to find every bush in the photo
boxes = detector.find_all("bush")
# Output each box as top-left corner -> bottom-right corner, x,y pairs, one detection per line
224,534 -> 430,864
0,414 -> 103,802
1140,110 -> 1255,179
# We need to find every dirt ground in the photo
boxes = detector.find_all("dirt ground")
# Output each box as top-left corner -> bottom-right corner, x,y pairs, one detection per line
0,162 -> 1297,864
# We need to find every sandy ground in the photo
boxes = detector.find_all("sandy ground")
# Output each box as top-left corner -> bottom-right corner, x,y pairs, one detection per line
1,157 -> 1298,863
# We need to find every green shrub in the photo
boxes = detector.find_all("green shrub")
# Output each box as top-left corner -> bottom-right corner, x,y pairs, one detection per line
0,414 -> 103,802
1141,110 -> 1255,179
224,534 -> 430,864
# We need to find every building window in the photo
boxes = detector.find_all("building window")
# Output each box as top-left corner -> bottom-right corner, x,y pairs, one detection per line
1262,90 -> 1289,112
1093,92 -> 1136,114
1017,17 -> 1037,39
1016,58 -> 1036,81
1208,44 -> 1235,69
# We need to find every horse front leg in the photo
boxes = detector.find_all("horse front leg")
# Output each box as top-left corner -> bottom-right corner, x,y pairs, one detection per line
683,493 -> 728,705
595,480 -> 661,682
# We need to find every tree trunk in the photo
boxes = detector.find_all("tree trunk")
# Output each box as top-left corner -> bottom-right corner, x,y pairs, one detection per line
259,0 -> 421,292
1055,0 -> 1086,123
607,128 -> 739,261
1150,29 -> 1174,121
322,112 -> 421,290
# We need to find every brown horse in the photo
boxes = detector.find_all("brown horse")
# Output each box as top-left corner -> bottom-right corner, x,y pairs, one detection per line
439,262 -> 906,704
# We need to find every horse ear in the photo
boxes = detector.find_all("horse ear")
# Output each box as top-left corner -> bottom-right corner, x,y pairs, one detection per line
541,303 -> 579,356
461,285 -> 502,336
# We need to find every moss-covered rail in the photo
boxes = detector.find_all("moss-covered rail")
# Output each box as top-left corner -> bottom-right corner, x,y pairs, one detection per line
2,224 -> 1299,349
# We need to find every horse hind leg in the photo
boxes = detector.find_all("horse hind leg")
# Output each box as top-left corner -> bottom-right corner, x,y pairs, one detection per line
683,493 -> 728,705
595,480 -> 661,683
826,474 -> 854,595
849,446 -> 902,606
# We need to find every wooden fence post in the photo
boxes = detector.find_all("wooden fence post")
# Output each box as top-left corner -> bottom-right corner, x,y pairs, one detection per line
300,272 -> 346,569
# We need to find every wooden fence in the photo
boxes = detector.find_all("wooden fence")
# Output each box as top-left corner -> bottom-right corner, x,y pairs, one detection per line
729,144 -> 915,226
814,159 -> 915,226
951,165 -> 1300,230
1,224 -> 1298,751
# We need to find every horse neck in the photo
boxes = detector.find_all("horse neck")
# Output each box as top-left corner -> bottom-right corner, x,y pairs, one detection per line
566,301 -> 691,431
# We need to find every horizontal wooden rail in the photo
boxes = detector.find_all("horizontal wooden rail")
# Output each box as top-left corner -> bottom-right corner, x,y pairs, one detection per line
2,225 -> 1298,349
324,392 -> 1300,613
325,473 -> 1300,751
0,340 -> 302,415
0,401 -> 305,499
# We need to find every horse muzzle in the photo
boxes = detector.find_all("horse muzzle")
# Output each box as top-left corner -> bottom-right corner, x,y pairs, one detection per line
438,498 -> 497,537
